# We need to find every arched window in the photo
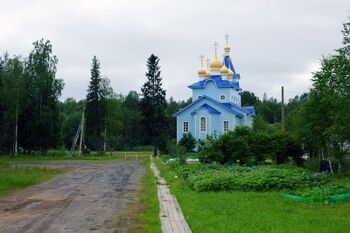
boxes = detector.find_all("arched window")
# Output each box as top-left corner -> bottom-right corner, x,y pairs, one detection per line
200,117 -> 206,132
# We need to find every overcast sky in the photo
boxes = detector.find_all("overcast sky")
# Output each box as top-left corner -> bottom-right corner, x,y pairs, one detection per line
1,0 -> 349,102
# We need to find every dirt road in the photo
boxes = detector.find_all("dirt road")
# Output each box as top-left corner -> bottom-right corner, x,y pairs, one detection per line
0,160 -> 144,233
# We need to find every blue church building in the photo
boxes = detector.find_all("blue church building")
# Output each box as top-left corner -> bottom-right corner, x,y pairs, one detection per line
173,38 -> 255,143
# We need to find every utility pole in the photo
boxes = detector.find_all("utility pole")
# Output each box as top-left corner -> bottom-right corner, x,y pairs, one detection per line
79,102 -> 85,156
281,86 -> 285,130
104,115 -> 107,153
14,91 -> 19,155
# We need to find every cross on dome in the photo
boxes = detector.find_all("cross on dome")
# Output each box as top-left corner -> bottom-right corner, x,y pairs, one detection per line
213,41 -> 219,56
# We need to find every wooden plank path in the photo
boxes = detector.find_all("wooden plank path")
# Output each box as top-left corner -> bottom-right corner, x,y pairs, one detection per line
150,156 -> 192,233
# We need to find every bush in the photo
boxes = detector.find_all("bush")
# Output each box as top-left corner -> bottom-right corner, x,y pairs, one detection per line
175,164 -> 343,192
198,135 -> 224,163
167,139 -> 187,164
178,133 -> 196,152
199,126 -> 303,165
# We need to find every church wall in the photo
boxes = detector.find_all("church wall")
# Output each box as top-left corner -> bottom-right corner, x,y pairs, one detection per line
192,81 -> 231,103
175,98 -> 243,143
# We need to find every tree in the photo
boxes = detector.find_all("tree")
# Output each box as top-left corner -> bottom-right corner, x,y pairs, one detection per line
0,54 -> 25,154
122,91 -> 143,149
140,54 -> 166,156
21,39 -> 64,153
60,98 -> 83,149
297,19 -> 350,173
85,56 -> 105,152
178,132 -> 196,152
241,91 -> 259,106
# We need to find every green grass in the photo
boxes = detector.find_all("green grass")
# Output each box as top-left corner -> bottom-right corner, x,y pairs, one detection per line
0,162 -> 65,196
137,156 -> 161,233
155,158 -> 350,233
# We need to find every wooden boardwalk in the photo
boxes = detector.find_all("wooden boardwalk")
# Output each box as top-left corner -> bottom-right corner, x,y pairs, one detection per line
150,157 -> 192,233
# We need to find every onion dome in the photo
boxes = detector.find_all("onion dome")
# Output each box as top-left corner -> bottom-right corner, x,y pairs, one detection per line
209,55 -> 222,70
204,69 -> 211,77
197,67 -> 206,76
224,45 -> 230,53
220,64 -> 229,74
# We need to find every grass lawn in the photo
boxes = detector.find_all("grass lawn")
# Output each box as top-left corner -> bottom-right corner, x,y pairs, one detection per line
0,162 -> 65,196
134,156 -> 161,233
0,151 -> 151,162
155,158 -> 350,233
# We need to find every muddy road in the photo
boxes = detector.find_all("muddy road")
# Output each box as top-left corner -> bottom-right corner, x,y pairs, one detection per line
0,160 -> 144,233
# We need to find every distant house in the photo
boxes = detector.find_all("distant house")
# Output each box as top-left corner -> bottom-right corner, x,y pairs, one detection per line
173,38 -> 255,144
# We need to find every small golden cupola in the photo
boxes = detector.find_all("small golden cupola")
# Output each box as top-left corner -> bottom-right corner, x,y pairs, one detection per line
197,55 -> 207,78
220,63 -> 229,75
209,41 -> 222,72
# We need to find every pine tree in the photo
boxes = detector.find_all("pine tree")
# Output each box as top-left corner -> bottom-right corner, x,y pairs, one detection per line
85,56 -> 106,152
140,54 -> 166,156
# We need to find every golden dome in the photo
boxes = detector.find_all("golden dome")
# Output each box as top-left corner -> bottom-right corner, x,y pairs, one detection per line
204,69 -> 211,77
209,55 -> 222,70
224,45 -> 230,53
220,64 -> 229,74
197,67 -> 206,76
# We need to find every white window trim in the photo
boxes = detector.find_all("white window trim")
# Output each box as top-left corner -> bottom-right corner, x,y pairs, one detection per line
223,120 -> 229,133
183,121 -> 189,134
200,116 -> 207,133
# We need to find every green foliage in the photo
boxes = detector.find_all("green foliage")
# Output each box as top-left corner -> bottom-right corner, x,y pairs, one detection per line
175,164 -> 350,193
0,162 -> 64,195
241,91 -> 258,106
140,54 -> 167,156
85,56 -> 105,152
199,126 -> 303,165
167,139 -> 186,164
178,133 -> 196,152
156,159 -> 350,233
21,39 -> 64,152
198,135 -> 224,163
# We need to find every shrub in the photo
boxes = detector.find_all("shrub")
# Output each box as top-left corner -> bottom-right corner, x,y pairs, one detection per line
178,133 -> 196,152
198,135 -> 224,163
199,126 -> 303,165
176,164 -> 337,192
167,139 -> 187,164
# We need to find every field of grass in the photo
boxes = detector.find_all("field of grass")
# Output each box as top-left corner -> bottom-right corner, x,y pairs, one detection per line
155,158 -> 350,233
0,162 -> 65,196
0,151 -> 151,162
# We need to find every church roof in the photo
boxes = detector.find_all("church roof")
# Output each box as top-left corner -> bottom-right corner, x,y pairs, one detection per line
223,55 -> 240,79
242,106 -> 255,116
191,103 -> 221,115
188,75 -> 241,90
173,95 -> 252,117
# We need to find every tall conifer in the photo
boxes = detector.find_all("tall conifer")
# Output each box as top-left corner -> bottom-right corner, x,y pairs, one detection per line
140,54 -> 166,156
85,56 -> 105,152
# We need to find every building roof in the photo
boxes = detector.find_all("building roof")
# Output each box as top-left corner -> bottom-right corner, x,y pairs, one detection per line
242,106 -> 255,116
223,55 -> 240,80
191,103 -> 221,115
173,95 -> 253,118
188,75 -> 241,90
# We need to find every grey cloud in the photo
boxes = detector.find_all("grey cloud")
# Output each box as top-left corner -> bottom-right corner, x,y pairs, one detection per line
0,0 -> 349,102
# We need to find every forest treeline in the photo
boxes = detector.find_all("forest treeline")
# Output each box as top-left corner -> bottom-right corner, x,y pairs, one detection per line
0,20 -> 349,167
